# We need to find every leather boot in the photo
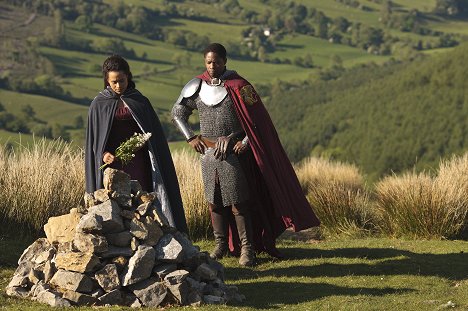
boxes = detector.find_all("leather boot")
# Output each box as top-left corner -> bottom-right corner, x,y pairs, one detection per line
233,207 -> 256,266
209,205 -> 229,260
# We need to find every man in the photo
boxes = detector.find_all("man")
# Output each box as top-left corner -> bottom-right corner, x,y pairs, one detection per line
171,43 -> 320,266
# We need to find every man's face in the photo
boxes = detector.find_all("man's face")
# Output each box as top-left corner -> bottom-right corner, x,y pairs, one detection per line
204,52 -> 226,78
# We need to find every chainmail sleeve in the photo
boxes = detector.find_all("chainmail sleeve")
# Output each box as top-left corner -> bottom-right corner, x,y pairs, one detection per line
171,97 -> 197,140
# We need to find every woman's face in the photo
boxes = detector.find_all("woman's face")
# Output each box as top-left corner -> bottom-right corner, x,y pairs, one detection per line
107,71 -> 128,95
204,52 -> 226,78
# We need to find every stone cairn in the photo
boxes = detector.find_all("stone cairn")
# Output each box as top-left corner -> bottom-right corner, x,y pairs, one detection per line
6,168 -> 245,307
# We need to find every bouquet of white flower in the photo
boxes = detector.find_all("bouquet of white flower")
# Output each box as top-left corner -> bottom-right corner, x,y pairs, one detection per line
100,132 -> 152,170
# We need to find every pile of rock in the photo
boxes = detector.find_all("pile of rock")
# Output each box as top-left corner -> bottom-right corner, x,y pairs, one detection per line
6,168 -> 244,307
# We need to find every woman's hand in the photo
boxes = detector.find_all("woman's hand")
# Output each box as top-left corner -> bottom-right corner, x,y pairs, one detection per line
188,135 -> 207,154
102,152 -> 115,165
233,141 -> 248,155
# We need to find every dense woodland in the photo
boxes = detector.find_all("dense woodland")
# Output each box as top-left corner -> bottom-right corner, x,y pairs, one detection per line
268,43 -> 468,179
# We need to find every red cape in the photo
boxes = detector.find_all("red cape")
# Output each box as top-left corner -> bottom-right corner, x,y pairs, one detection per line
197,71 -> 320,255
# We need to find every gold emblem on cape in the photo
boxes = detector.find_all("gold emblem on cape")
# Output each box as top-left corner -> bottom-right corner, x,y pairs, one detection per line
240,85 -> 258,106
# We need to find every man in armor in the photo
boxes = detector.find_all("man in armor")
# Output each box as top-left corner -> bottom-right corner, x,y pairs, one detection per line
172,43 -> 320,267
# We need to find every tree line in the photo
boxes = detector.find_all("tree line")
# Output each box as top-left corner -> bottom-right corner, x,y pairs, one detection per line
265,43 -> 468,180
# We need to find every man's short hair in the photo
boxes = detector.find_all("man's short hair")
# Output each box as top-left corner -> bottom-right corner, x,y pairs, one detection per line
203,43 -> 227,60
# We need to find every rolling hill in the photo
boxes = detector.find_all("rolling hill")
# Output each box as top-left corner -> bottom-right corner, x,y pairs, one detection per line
1,0 -> 468,177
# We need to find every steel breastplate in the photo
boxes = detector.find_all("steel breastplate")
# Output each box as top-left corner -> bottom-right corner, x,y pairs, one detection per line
199,80 -> 228,107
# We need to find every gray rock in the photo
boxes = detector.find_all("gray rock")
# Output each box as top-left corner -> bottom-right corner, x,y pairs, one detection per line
129,218 -> 148,240
130,298 -> 142,308
105,231 -> 132,247
17,238 -> 51,265
131,237 -> 140,252
166,281 -> 190,305
130,180 -> 143,195
28,268 -> 43,284
186,277 -> 206,294
55,252 -> 100,273
76,213 -> 102,233
121,245 -> 156,286
174,232 -> 199,257
136,202 -> 152,216
62,290 -> 97,306
103,169 -> 132,207
34,248 -> 56,265
5,286 -> 29,297
120,209 -> 135,219
194,263 -> 217,281
129,277 -> 167,307
203,294 -> 226,304
49,269 -> 93,293
84,192 -> 97,209
87,200 -> 124,234
151,205 -> 170,227
90,288 -> 105,298
97,289 -> 123,306
7,274 -> 29,288
111,256 -> 128,273
164,270 -> 190,285
153,263 -> 177,280
103,168 -> 131,195
43,260 -> 56,283
74,232 -> 108,253
94,264 -> 120,292
99,246 -> 133,259
143,217 -> 164,246
34,289 -> 72,307
155,234 -> 184,262
111,191 -> 132,208
94,189 -> 110,203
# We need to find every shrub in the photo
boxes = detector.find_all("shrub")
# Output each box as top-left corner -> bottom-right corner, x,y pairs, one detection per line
295,157 -> 378,236
376,153 -> 468,238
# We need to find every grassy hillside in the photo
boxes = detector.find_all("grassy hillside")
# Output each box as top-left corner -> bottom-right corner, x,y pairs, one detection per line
1,0 -> 468,175
268,43 -> 468,179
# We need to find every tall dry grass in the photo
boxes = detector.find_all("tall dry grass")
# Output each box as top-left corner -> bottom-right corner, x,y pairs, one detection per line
295,157 -> 379,236
0,139 -> 85,235
171,150 -> 212,240
1,138 -> 466,240
376,154 -> 468,238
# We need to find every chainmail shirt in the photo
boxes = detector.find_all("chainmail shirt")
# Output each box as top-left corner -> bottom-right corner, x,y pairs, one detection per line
172,93 -> 249,206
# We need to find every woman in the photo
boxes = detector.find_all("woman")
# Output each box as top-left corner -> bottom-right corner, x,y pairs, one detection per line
85,55 -> 188,233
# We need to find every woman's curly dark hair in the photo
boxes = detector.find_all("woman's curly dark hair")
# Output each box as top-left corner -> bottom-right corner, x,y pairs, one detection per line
102,55 -> 135,89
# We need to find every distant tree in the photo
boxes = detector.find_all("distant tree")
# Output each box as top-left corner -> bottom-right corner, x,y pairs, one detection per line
380,1 -> 393,25
21,104 -> 36,120
73,115 -> 84,129
52,123 -> 70,141
75,15 -> 93,32
0,102 -> 4,112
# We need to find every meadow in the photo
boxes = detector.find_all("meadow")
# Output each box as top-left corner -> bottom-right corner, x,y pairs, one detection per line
0,138 -> 466,310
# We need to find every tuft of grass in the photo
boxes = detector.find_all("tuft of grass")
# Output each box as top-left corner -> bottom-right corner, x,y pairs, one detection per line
376,153 -> 468,239
295,157 -> 379,237
0,139 -> 84,235
172,150 -> 212,240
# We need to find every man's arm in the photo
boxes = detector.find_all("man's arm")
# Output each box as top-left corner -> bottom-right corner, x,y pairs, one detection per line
171,98 -> 207,154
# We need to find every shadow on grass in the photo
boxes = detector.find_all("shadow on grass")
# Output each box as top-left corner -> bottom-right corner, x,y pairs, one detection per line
227,247 -> 468,281
235,281 -> 413,309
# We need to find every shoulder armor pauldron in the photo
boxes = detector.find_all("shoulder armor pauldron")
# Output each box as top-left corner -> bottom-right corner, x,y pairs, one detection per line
175,78 -> 202,105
